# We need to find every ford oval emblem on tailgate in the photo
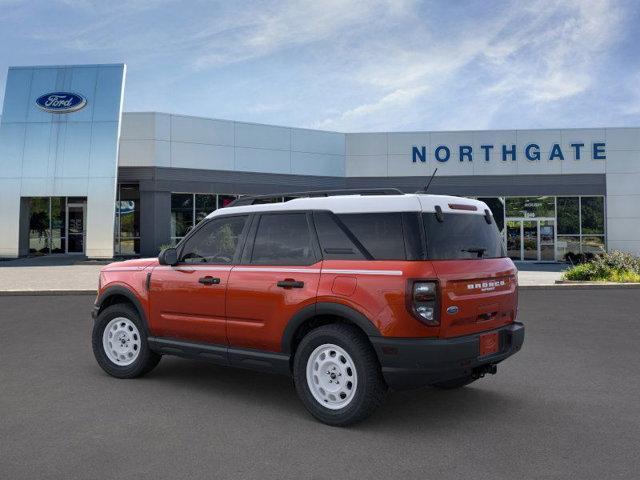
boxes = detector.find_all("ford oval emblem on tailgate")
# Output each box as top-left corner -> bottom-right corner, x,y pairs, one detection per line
447,306 -> 459,315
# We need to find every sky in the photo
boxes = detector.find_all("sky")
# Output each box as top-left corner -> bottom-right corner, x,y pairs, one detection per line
0,0 -> 639,132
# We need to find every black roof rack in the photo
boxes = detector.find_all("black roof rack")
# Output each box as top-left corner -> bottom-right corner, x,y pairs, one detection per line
225,188 -> 404,207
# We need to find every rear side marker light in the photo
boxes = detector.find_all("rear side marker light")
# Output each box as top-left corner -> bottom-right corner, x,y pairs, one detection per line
410,281 -> 439,326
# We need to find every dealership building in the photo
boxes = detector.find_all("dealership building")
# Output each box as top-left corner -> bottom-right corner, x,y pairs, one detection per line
1,63 -> 639,261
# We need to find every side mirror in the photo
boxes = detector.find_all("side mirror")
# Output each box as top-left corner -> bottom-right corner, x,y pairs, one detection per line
159,247 -> 178,266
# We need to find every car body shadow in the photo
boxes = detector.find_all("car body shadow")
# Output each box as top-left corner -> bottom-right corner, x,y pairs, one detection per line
132,356 -> 526,430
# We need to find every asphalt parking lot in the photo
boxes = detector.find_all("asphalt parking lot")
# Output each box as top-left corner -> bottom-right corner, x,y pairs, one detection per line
1,290 -> 639,479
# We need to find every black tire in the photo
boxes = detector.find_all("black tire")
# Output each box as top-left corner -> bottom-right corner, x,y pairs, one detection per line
432,375 -> 477,390
92,303 -> 161,379
293,324 -> 387,427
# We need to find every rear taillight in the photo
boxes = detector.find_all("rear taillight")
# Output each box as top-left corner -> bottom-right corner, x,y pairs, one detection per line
410,281 -> 439,326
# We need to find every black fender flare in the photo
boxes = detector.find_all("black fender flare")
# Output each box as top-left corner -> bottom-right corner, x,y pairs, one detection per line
94,285 -> 150,334
281,302 -> 380,354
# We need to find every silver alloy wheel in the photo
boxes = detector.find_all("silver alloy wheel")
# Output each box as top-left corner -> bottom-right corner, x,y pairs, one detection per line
306,343 -> 358,410
102,317 -> 141,366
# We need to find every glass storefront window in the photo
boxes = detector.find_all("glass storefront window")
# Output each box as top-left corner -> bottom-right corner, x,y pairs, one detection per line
506,196 -> 555,218
195,194 -> 216,224
218,195 -> 237,208
114,184 -> 140,256
582,236 -> 606,254
557,197 -> 579,235
171,193 -> 193,241
29,198 -> 50,254
171,193 -> 238,244
557,235 -> 581,259
581,197 -> 605,234
477,197 -> 505,233
27,196 -> 85,255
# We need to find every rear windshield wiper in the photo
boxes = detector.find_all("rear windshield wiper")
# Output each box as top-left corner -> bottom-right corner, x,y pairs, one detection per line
461,247 -> 486,258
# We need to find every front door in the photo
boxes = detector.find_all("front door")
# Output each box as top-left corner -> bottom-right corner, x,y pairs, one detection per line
505,219 -> 556,261
149,214 -> 249,345
66,203 -> 85,254
226,212 -> 321,352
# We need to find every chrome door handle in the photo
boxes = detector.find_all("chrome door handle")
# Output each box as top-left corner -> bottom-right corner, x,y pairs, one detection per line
198,276 -> 220,285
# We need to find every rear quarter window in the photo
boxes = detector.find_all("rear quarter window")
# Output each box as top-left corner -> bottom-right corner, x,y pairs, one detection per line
336,213 -> 406,260
423,212 -> 506,260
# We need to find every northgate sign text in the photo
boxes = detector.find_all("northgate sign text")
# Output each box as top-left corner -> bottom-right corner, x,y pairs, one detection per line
411,142 -> 606,163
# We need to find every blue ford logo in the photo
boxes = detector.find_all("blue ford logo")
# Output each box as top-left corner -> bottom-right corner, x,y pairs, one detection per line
36,92 -> 87,114
447,306 -> 459,315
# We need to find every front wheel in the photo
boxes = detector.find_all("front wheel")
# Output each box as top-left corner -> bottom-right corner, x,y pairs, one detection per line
293,324 -> 387,426
92,303 -> 161,379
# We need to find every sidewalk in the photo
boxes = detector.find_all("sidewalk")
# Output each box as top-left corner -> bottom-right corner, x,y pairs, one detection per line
0,256 -> 103,294
0,256 -> 569,293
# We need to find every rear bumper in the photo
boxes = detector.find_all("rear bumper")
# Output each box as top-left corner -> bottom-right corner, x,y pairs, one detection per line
370,322 -> 525,390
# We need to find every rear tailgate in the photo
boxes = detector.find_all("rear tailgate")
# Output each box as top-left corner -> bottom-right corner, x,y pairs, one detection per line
431,258 -> 517,338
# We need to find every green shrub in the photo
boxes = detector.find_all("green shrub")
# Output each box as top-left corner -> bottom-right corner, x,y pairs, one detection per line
563,250 -> 640,282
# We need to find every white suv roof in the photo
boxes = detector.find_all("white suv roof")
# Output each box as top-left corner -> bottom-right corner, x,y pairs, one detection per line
208,194 -> 491,218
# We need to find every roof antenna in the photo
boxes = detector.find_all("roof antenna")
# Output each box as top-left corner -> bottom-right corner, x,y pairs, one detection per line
421,168 -> 438,193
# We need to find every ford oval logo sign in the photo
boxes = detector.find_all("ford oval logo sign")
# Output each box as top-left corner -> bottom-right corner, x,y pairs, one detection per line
35,92 -> 87,114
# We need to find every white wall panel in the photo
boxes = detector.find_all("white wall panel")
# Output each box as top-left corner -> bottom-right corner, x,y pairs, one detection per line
235,147 -> 290,174
605,195 -> 640,218
235,122 -> 290,150
120,113 -> 157,140
118,139 -> 158,167
170,142 -> 234,170
387,132 -> 429,155
346,133 -> 387,156
291,152 -> 344,176
606,128 -> 640,151
345,154 -> 387,177
606,173 -> 640,195
292,128 -> 344,155
388,153 -> 433,177
605,150 -> 640,174
171,115 -> 234,146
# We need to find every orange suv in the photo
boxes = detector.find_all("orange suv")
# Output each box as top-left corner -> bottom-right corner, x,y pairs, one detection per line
92,190 -> 524,426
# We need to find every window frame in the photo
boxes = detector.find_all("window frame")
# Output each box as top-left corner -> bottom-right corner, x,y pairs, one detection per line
241,211 -> 322,266
175,213 -> 251,265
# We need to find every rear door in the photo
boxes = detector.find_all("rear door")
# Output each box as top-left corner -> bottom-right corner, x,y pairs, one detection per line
422,211 -> 517,338
226,212 -> 322,352
149,214 -> 249,344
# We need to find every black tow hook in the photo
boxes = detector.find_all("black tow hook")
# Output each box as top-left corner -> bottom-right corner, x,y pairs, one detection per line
473,364 -> 497,379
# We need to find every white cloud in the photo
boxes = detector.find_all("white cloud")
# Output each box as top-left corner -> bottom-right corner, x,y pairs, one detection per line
314,0 -> 625,130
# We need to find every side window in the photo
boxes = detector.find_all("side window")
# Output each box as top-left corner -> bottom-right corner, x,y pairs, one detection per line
313,211 -> 365,260
251,213 -> 315,265
337,213 -> 406,260
180,215 -> 247,264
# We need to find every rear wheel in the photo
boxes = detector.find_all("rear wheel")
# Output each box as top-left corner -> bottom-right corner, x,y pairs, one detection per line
92,303 -> 161,378
293,324 -> 387,426
432,375 -> 477,390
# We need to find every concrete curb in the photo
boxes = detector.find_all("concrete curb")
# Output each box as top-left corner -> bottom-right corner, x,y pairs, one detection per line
0,290 -> 96,296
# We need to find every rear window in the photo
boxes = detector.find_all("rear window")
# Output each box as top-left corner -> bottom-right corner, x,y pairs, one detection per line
251,213 -> 315,265
423,213 -> 506,260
